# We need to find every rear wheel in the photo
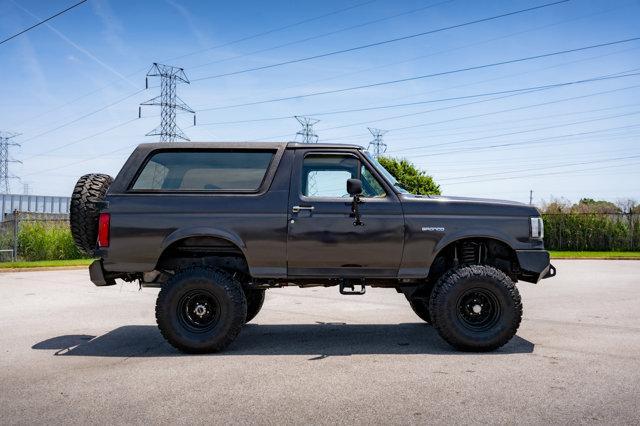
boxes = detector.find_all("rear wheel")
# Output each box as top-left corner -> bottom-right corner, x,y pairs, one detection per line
155,267 -> 246,353
429,264 -> 522,352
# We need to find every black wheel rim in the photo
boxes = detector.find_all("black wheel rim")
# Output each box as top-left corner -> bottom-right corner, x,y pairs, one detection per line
178,289 -> 221,333
456,288 -> 501,332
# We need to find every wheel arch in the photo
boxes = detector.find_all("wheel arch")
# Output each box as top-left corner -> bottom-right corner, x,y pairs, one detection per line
428,234 -> 520,283
156,227 -> 250,275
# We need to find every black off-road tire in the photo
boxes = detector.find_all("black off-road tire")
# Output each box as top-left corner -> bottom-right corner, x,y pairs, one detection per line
244,289 -> 265,323
155,267 -> 247,354
406,285 -> 433,324
429,264 -> 522,352
70,173 -> 113,254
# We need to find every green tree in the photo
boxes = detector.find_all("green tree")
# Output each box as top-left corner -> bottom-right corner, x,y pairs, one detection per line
572,198 -> 621,214
377,156 -> 440,195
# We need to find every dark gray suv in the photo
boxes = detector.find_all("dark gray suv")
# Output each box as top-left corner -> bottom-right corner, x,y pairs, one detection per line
70,142 -> 554,353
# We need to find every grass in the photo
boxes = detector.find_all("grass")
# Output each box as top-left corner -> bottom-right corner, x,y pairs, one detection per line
550,251 -> 640,259
0,259 -> 94,269
0,252 -> 638,269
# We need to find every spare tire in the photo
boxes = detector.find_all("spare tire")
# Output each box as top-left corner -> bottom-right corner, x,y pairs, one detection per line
70,173 -> 113,254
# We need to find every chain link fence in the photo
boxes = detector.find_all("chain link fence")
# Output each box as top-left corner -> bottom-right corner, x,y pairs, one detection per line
0,211 -> 84,262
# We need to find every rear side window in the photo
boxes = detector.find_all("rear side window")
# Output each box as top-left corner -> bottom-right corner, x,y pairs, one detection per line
131,150 -> 274,191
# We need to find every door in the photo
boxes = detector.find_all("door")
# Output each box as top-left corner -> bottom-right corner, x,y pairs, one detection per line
286,149 -> 405,277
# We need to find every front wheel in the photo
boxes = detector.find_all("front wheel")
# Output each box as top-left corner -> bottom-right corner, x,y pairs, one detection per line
429,264 -> 522,352
155,267 -> 247,353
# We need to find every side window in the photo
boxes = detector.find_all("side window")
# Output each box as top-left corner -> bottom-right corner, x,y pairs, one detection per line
131,150 -> 274,191
361,164 -> 386,198
301,154 -> 386,198
302,155 -> 357,198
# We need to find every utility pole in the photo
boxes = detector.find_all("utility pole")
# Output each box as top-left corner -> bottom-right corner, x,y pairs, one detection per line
0,132 -> 20,194
139,63 -> 195,142
295,116 -> 319,143
367,127 -> 388,158
529,190 -> 533,205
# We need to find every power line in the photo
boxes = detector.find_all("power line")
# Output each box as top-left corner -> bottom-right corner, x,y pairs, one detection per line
439,154 -> 640,182
241,79 -> 640,144
189,0 -> 454,71
0,0 -> 88,45
165,0 -> 379,64
266,1 -> 629,98
19,89 -> 144,145
197,36 -> 640,112
9,1 -> 379,129
388,109 -> 640,154
408,123 -> 640,159
193,1 -> 630,117
443,159 -> 640,186
191,0 -> 569,82
22,118 -> 140,161
336,79 -> 640,142
197,71 -> 640,125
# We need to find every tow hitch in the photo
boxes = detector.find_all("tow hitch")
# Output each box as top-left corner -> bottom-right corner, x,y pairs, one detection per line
339,280 -> 366,295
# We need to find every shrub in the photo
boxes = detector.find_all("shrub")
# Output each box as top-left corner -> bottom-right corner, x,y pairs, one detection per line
543,213 -> 639,251
17,220 -> 86,261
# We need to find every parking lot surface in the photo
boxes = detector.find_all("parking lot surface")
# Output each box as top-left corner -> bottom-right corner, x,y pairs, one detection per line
1,260 -> 639,425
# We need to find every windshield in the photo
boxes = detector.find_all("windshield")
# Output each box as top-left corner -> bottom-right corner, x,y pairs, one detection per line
364,152 -> 409,194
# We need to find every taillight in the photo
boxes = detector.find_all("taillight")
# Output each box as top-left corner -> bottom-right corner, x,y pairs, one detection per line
97,213 -> 110,247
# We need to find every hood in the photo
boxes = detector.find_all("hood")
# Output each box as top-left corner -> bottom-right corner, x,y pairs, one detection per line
399,194 -> 540,217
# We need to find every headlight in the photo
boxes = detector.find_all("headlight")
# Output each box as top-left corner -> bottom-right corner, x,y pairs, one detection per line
530,217 -> 544,239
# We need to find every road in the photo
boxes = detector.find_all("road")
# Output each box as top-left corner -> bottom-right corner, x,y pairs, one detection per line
1,260 -> 639,425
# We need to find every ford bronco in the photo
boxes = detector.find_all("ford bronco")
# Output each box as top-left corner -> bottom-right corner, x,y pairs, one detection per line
70,142 -> 554,353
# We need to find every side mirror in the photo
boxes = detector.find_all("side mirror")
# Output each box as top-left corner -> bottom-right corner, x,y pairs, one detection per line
346,178 -> 362,196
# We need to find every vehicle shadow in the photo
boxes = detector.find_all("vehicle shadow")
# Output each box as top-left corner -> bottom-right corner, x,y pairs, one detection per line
32,323 -> 534,358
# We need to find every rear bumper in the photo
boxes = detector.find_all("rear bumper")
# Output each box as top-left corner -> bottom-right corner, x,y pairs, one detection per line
89,259 -> 116,286
516,250 -> 555,283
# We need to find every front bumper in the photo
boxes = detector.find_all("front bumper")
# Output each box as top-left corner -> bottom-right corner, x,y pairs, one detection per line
515,250 -> 555,283
89,259 -> 116,286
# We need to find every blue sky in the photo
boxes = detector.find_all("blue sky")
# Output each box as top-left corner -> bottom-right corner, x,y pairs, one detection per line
0,0 -> 639,204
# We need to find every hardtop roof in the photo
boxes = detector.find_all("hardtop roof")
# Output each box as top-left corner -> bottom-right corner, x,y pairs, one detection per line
134,141 -> 364,151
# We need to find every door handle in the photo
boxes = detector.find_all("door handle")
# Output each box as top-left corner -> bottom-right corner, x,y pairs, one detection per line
292,205 -> 314,213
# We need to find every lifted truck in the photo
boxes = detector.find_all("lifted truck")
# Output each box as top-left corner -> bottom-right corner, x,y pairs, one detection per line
70,142 -> 554,353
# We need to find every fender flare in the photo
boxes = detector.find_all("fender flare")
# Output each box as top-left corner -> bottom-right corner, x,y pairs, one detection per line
431,229 -> 515,261
160,227 -> 247,255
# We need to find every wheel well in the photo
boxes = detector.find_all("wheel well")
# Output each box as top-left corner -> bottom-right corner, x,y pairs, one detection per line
156,236 -> 249,275
428,238 -> 519,283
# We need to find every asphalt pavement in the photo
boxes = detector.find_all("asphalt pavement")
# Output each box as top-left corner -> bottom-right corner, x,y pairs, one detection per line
1,260 -> 639,425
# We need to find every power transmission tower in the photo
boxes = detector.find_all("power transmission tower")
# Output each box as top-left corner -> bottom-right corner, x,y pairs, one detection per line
295,116 -> 319,143
367,127 -> 388,158
139,63 -> 195,142
0,132 -> 20,194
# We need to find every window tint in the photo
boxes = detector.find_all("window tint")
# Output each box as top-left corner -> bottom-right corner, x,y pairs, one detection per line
132,150 -> 274,191
302,154 -> 386,198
